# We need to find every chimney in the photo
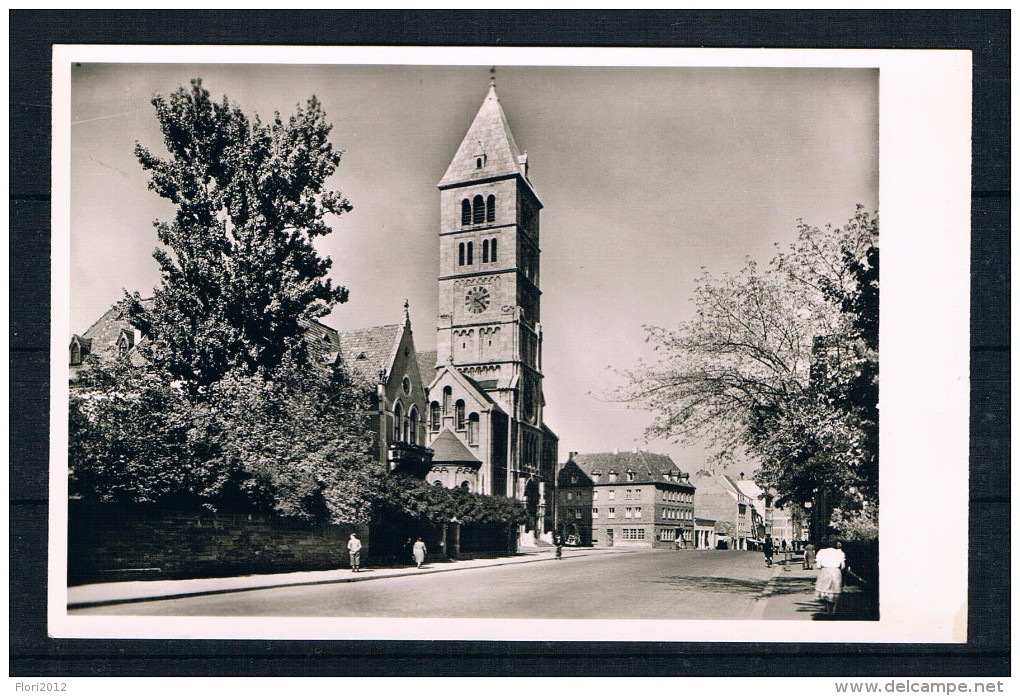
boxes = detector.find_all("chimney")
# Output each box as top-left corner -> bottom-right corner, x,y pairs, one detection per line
568,451 -> 578,460
740,471 -> 745,480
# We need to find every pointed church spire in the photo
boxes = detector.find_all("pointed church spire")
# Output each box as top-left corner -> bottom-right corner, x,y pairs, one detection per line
403,299 -> 411,326
438,73 -> 531,190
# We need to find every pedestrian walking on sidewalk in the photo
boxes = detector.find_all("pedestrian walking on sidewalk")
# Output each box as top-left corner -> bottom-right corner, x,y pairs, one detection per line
555,540 -> 563,560
803,542 -> 816,570
814,539 -> 846,615
347,533 -> 363,572
763,536 -> 775,567
412,538 -> 427,569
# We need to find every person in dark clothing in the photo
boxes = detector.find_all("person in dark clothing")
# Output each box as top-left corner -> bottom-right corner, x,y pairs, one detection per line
763,536 -> 775,567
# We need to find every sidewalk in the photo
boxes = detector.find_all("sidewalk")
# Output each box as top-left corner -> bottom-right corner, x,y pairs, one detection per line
67,546 -> 636,609
756,559 -> 878,621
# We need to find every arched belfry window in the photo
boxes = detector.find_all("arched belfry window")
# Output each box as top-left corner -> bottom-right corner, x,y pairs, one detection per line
482,239 -> 489,263
393,402 -> 403,441
430,401 -> 440,431
455,400 -> 466,430
443,386 -> 452,413
461,199 -> 471,226
486,195 -> 495,223
458,242 -> 465,266
466,241 -> 474,265
472,195 -> 485,224
490,238 -> 497,263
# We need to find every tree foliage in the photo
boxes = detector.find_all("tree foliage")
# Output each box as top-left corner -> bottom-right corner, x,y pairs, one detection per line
131,78 -> 352,388
618,207 -> 878,515
70,350 -> 381,524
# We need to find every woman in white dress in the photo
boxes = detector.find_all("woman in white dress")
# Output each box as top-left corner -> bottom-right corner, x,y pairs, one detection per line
412,538 -> 427,569
814,540 -> 847,615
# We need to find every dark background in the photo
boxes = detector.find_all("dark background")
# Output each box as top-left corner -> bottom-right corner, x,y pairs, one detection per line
10,10 -> 1009,677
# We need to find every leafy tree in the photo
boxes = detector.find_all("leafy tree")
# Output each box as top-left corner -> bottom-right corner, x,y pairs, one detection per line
131,78 -> 352,388
618,207 -> 878,518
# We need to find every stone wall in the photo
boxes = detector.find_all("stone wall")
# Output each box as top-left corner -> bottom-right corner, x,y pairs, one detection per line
68,501 -> 368,585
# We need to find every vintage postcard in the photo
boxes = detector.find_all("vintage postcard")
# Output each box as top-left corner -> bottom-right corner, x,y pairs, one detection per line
49,46 -> 970,642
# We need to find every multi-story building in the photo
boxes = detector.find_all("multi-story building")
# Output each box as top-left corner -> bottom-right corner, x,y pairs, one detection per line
556,451 -> 696,548
424,79 -> 559,543
693,470 -> 764,550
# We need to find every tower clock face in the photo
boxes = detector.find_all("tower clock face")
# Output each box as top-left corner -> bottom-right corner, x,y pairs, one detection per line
464,286 -> 491,314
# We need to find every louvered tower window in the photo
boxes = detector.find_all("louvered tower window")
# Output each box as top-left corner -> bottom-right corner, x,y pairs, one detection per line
461,199 -> 471,226
472,195 -> 485,224
486,195 -> 496,222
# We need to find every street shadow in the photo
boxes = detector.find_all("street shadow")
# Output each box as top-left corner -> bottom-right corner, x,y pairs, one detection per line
769,576 -> 815,595
783,585 -> 878,621
653,575 -> 768,595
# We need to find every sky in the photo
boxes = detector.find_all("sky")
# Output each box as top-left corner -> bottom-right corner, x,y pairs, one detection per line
69,63 -> 878,473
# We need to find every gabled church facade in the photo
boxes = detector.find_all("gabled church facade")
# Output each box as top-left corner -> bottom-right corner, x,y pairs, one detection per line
422,81 -> 559,543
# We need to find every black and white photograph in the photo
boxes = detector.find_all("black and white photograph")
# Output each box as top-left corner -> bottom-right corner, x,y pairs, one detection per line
46,45 -> 970,645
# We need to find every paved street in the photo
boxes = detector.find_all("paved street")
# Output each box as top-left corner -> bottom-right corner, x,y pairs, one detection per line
72,549 -> 781,620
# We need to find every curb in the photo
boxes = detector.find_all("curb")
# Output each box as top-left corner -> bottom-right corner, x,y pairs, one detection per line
68,547 -> 634,609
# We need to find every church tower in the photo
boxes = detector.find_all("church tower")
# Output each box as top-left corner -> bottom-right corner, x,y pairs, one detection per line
427,76 -> 557,540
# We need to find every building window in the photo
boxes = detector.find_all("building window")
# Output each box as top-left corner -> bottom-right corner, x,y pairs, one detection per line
455,400 -> 465,430
70,341 -> 81,366
574,509 -> 583,520
622,528 -> 645,540
625,489 -> 632,500
608,490 -> 615,501
608,508 -> 616,519
592,490 -> 599,502
486,194 -> 496,222
566,491 -> 574,501
393,402 -> 403,441
490,238 -> 497,263
407,406 -> 418,445
482,238 -> 489,263
592,508 -> 599,518
661,528 -> 675,541
472,195 -> 485,224
634,489 -> 642,500
627,470 -> 636,481
635,507 -> 643,518
468,412 -> 479,444
458,242 -> 465,266
430,401 -> 440,431
570,474 -> 578,484
461,199 -> 471,226
443,386 -> 452,413
466,241 -> 474,265
608,471 -> 618,482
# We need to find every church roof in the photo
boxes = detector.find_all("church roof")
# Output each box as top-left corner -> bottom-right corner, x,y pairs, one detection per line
416,349 -> 439,387
298,318 -> 342,365
429,428 -> 482,465
438,83 -> 533,192
570,451 -> 692,486
336,323 -> 403,382
76,298 -> 153,364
